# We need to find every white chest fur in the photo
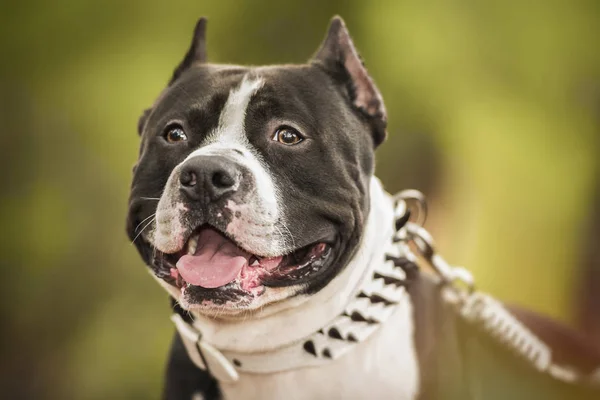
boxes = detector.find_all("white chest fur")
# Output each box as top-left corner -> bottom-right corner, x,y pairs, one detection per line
219,296 -> 419,400
174,178 -> 421,399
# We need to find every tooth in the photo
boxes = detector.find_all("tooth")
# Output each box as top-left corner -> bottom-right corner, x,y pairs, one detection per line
250,258 -> 260,267
187,234 -> 199,255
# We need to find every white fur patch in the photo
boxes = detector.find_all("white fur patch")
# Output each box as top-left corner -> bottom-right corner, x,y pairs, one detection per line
206,76 -> 264,144
183,76 -> 278,209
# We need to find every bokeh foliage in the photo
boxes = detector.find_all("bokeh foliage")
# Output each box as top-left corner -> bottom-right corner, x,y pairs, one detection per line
1,1 -> 599,399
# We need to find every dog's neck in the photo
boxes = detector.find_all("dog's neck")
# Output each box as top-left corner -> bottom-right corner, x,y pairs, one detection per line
180,177 -> 397,353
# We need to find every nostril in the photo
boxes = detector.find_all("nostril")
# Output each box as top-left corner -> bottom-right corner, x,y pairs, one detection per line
212,170 -> 235,188
180,170 -> 197,187
179,157 -> 239,201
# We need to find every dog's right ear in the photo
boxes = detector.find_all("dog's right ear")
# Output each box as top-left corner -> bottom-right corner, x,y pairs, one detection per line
170,17 -> 208,85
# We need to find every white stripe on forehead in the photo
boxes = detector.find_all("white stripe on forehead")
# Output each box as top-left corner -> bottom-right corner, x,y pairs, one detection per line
180,74 -> 281,233
183,74 -> 266,164
206,75 -> 264,145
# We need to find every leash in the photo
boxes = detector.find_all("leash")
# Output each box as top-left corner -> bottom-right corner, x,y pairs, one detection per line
395,190 -> 600,390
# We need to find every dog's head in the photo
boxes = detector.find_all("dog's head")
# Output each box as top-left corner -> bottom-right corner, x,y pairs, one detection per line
126,17 -> 387,317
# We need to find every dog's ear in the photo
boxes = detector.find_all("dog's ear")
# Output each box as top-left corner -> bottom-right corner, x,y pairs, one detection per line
313,16 -> 387,147
170,17 -> 208,84
137,19 -> 208,136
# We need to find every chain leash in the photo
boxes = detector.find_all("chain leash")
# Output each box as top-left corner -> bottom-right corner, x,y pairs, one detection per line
393,190 -> 600,387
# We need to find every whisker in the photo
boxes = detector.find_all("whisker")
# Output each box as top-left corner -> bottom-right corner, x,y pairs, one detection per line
140,197 -> 161,201
278,221 -> 296,250
273,225 -> 286,250
134,213 -> 156,233
131,218 -> 155,244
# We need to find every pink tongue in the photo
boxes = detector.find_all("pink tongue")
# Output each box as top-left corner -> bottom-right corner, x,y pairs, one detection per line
176,228 -> 250,288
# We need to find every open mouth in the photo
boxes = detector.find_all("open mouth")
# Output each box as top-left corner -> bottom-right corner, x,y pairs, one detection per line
163,226 -> 332,298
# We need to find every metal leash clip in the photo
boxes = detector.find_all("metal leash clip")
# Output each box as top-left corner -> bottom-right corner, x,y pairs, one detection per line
393,189 -> 474,295
393,189 -> 428,227
406,222 -> 475,295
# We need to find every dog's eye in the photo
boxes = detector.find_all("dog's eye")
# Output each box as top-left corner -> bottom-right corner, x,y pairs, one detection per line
272,127 -> 303,145
165,126 -> 188,143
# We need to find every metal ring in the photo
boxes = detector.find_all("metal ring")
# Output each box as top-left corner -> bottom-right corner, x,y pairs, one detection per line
405,222 -> 475,293
405,222 -> 436,259
393,196 -> 408,220
393,189 -> 428,226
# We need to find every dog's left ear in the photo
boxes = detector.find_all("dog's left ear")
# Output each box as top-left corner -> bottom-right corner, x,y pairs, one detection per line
313,16 -> 387,147
137,18 -> 208,137
170,17 -> 208,84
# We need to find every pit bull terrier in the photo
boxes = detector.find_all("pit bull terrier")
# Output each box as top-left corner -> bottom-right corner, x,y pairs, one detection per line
126,16 -> 600,400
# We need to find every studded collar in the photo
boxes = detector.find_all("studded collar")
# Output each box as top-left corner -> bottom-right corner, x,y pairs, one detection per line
170,184 -> 414,383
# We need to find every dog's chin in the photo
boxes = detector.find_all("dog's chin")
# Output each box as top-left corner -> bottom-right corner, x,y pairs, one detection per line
176,284 -> 306,319
145,225 -> 336,317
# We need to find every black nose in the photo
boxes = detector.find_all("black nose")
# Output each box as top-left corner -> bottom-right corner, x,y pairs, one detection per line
179,155 -> 240,202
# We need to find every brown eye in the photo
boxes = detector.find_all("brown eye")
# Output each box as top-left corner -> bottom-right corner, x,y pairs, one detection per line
272,127 -> 304,145
165,126 -> 187,143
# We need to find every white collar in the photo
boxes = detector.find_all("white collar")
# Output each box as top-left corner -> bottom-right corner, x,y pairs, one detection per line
170,178 -> 414,382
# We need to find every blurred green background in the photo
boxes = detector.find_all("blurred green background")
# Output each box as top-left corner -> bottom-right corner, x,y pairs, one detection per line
1,0 -> 599,399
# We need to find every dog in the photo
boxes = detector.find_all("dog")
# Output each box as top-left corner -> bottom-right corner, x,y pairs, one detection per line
126,16 -> 600,400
